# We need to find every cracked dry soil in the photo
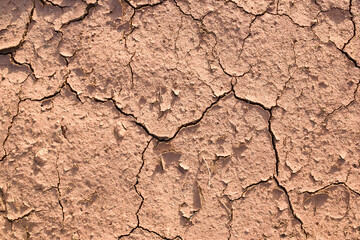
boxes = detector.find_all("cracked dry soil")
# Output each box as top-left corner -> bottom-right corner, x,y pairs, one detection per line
1,0 -> 360,239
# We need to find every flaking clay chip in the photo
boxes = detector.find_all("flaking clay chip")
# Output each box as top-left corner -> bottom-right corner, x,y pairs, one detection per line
0,87 -> 150,239
138,94 -> 276,239
1,0 -> 360,239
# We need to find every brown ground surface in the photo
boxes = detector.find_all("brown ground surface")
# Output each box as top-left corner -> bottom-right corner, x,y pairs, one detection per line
1,0 -> 360,239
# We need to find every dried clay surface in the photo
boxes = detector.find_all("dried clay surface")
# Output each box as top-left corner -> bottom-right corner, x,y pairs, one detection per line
0,0 -> 360,239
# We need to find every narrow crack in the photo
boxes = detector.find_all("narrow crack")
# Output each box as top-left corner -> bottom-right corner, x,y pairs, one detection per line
1,73 -> 71,162
65,81 -> 83,103
128,53 -> 136,89
123,0 -> 165,10
40,0 -> 67,9
9,53 -> 39,80
269,108 -> 280,176
133,89 -> 233,142
21,73 -> 69,102
1,1 -> 357,238
273,177 -> 309,238
55,156 -> 65,228
232,90 -> 280,176
173,0 -> 202,22
1,97 -> 22,162
117,139 -> 151,239
139,226 -> 183,240
133,138 -> 152,227
302,181 -> 360,197
342,0 -> 356,51
61,0 -> 98,28
322,82 -> 359,125
268,12 -> 312,28
5,210 -> 35,223
0,0 -> 35,55
227,178 -> 273,239
230,177 -> 273,202
228,176 -> 308,238
117,138 -> 183,240
233,91 -> 270,111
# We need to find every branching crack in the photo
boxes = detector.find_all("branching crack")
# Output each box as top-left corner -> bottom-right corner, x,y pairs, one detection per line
133,138 -> 152,226
135,89 -> 232,142
274,177 -> 309,237
227,176 -> 308,238
227,177 -> 272,239
342,0 -> 356,51
10,53 -> 38,80
1,0 -> 358,238
117,139 -> 182,240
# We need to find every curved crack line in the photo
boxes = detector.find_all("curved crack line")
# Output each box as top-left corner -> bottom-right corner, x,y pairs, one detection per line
133,138 -> 153,227
274,177 -> 309,238
1,97 -> 21,162
227,177 -> 272,240
118,138 -> 183,240
55,156 -> 65,228
1,71 -> 71,162
10,53 -> 38,80
1,2 -> 356,238
5,209 -> 37,223
0,0 -> 35,55
269,108 -> 280,176
61,0 -> 99,28
227,176 -> 309,238
131,89 -> 232,142
230,177 -> 273,202
124,0 -> 166,10
322,83 -> 359,126
139,226 -> 183,240
173,0 -> 204,22
232,90 -> 280,176
342,0 -> 356,51
301,182 -> 360,197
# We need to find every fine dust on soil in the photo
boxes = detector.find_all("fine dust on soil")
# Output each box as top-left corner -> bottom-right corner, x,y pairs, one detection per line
0,0 -> 360,239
